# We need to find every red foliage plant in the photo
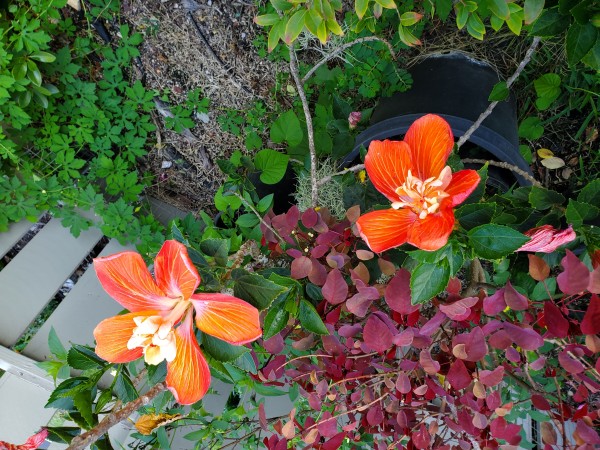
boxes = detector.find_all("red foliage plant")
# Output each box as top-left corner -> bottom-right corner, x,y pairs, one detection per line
258,205 -> 600,450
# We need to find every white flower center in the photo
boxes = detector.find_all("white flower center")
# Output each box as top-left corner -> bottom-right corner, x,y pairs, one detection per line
391,166 -> 452,219
127,315 -> 177,365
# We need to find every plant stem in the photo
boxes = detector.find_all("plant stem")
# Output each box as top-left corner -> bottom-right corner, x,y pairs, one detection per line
317,163 -> 365,186
301,36 -> 395,84
456,36 -> 541,149
234,192 -> 285,244
66,382 -> 167,450
289,46 -> 318,207
461,158 -> 542,187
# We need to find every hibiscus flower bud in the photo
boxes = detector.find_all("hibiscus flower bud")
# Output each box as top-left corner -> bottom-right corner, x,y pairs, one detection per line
348,111 -> 362,129
517,225 -> 576,253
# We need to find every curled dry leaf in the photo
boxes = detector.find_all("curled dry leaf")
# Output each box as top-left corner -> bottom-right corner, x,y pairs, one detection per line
135,414 -> 183,435
541,422 -> 558,445
540,156 -> 566,169
528,254 -> 550,281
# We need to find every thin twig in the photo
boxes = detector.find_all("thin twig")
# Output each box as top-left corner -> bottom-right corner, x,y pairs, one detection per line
289,46 -> 318,207
234,192 -> 285,244
317,163 -> 365,186
302,36 -> 396,84
461,158 -> 542,187
456,37 -> 541,149
67,382 -> 167,450
186,11 -> 253,95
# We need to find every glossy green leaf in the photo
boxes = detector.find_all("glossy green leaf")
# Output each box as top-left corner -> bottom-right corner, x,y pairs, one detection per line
456,202 -> 497,230
48,327 -> 67,360
566,199 -> 599,227
410,261 -> 451,304
530,8 -> 570,37
234,273 -> 288,310
30,51 -> 56,63
488,81 -> 509,101
270,110 -> 303,147
203,334 -> 249,362
299,299 -> 328,335
566,22 -> 598,65
355,0 -> 369,19
468,224 -> 529,260
254,13 -> 281,26
284,9 -> 307,44
489,0 -> 510,20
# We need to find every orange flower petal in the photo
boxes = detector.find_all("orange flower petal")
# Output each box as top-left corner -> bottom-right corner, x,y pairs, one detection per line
94,252 -> 172,312
446,169 -> 481,206
191,294 -> 262,345
94,311 -> 157,363
166,311 -> 211,405
154,240 -> 201,300
408,207 -> 455,251
364,140 -> 412,202
403,114 -> 454,180
356,208 -> 416,253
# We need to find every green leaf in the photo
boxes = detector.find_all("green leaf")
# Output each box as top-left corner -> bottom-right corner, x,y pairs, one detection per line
528,186 -> 565,210
48,327 -> 67,360
254,13 -> 281,26
355,0 -> 369,19
298,299 -> 328,335
270,110 -> 303,147
466,14 -> 486,39
268,19 -> 286,53
236,213 -> 260,228
30,51 -> 56,62
214,186 -> 242,212
400,11 -> 422,26
271,0 -> 293,10
488,81 -> 509,101
463,163 -> 488,204
410,261 -> 451,304
530,7 -> 570,37
506,4 -> 523,35
534,73 -> 561,110
284,9 -> 307,44
581,39 -> 600,70
114,372 -> 137,403
566,22 -> 598,65
468,224 -> 529,259
46,426 -> 81,444
203,334 -> 249,362
257,194 -> 274,213
578,179 -> 600,205
73,390 -> 94,427
67,345 -> 105,370
518,116 -> 544,139
566,199 -> 599,227
374,0 -> 396,9
200,238 -> 230,266
305,8 -> 324,36
524,0 -> 545,24
263,302 -> 290,340
489,0 -> 510,20
455,202 -> 497,230
254,149 -> 289,184
234,273 -> 288,310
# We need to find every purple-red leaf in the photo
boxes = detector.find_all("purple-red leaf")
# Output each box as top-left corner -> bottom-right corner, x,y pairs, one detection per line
291,256 -> 312,279
396,372 -> 412,394
575,419 -> 600,444
392,328 -> 414,347
557,250 -> 590,294
544,301 -> 569,338
419,349 -> 440,374
589,266 -> 600,294
503,323 -> 543,350
558,349 -> 585,374
363,314 -> 394,353
581,294 -> 600,335
384,269 -> 419,314
366,405 -> 384,426
322,269 -> 348,304
412,424 -> 431,449
308,259 -> 327,286
446,359 -> 471,390
504,281 -> 529,310
479,366 -> 504,387
483,288 -> 506,316
301,208 -> 318,228
346,292 -> 373,317
453,327 -> 487,361
531,394 -> 551,410
439,296 -> 478,321
490,417 -> 521,445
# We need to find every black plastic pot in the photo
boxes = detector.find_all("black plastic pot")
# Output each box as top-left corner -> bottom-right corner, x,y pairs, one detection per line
344,51 -> 533,187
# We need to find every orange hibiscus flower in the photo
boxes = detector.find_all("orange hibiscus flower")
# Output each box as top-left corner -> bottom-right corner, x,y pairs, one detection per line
356,114 -> 480,252
93,240 -> 261,405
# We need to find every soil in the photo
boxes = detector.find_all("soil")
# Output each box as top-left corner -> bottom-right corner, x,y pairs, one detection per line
120,0 -> 282,213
